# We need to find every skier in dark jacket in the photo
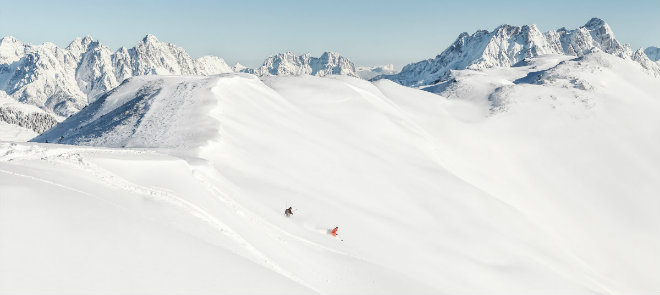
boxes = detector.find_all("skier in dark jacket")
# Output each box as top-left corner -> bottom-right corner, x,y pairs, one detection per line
285,207 -> 293,217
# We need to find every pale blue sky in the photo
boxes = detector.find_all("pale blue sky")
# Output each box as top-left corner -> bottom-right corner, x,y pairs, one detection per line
0,0 -> 658,68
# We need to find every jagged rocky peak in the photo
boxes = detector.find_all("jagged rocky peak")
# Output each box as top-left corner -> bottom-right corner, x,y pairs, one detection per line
67,35 -> 93,50
0,35 -> 19,43
0,35 -> 24,50
584,17 -> 607,30
196,55 -> 233,75
232,62 -> 247,72
0,35 -> 23,50
66,35 -> 106,61
356,64 -> 398,80
376,17 -> 656,87
142,33 -> 159,43
0,36 -> 28,64
0,34 -> 235,117
131,34 -> 196,75
253,51 -> 357,77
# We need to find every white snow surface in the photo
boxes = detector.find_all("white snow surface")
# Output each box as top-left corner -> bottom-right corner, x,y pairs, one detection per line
4,53 -> 659,293
0,122 -> 37,141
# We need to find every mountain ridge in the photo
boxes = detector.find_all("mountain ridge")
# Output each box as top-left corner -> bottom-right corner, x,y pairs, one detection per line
0,36 -> 360,117
374,18 -> 659,87
245,51 -> 358,77
0,34 -> 234,116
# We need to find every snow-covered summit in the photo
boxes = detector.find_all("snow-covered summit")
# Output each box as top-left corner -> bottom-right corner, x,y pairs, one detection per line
252,51 -> 358,77
0,35 -> 363,118
66,35 -> 95,59
0,35 -> 234,116
376,18 -> 657,87
0,36 -> 28,64
356,64 -> 397,79
232,62 -> 248,72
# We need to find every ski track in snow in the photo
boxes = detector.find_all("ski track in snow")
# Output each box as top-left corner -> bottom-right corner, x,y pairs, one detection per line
192,168 -> 352,257
2,52 -> 658,293
0,142 -> 320,292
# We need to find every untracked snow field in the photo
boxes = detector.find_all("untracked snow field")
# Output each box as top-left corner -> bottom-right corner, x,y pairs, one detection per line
1,53 -> 659,294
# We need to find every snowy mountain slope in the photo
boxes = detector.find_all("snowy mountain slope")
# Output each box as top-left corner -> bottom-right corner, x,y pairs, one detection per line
356,64 -> 397,80
23,71 -> 660,293
376,18 -> 659,87
196,55 -> 235,75
32,75 -> 226,148
0,143 -> 314,294
0,92 -> 60,141
0,122 -> 37,141
0,35 -> 233,116
422,54 -> 574,107
251,52 -> 358,77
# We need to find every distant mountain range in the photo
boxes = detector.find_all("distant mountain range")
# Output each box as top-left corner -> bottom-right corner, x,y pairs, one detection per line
1,17 -> 658,124
373,18 -> 660,87
0,35 -> 360,117
241,52 -> 358,77
0,34 -> 233,116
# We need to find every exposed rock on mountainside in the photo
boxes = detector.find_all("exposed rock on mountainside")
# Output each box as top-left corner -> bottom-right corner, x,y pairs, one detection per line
251,52 -> 357,77
0,35 -> 233,116
376,18 -> 659,87
356,64 -> 397,80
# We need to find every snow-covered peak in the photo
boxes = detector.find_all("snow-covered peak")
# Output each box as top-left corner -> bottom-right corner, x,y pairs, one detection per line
195,55 -> 233,75
253,51 -> 357,77
357,64 -> 395,72
0,35 -> 28,64
356,64 -> 397,79
584,17 -> 607,30
318,51 -> 341,60
376,18 -> 652,87
0,34 -> 235,116
130,34 -> 197,75
0,36 -> 20,43
0,35 -> 23,51
141,34 -> 160,44
67,35 -> 96,59
232,62 -> 247,72
67,35 -> 94,49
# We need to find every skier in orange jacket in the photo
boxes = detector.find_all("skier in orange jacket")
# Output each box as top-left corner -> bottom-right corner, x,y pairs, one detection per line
331,226 -> 339,237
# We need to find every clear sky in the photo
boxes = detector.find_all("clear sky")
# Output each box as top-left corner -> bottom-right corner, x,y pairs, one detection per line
0,0 -> 658,68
